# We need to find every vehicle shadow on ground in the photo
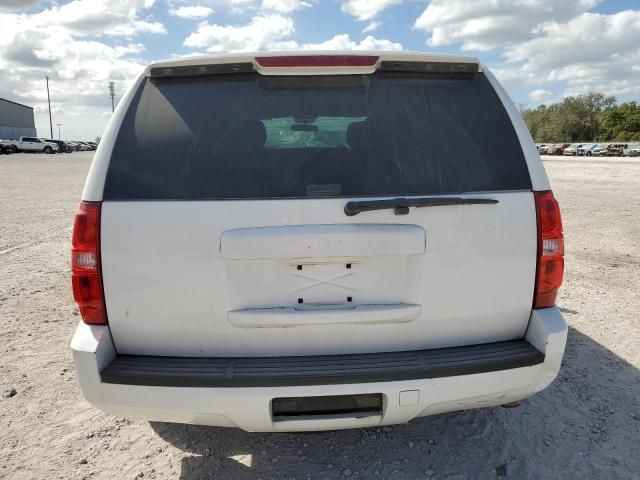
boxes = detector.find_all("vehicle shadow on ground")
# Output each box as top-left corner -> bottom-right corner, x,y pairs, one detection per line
151,326 -> 640,480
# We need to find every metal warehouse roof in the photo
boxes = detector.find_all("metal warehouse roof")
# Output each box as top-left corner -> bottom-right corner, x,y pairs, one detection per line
0,97 -> 34,110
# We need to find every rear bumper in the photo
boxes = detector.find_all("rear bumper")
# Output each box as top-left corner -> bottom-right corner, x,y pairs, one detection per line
72,308 -> 567,432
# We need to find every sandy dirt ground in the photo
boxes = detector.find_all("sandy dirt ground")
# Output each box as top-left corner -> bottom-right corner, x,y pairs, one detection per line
1,152 -> 639,480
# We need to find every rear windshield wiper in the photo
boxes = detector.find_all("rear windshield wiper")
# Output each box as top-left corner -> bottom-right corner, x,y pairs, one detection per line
344,197 -> 498,216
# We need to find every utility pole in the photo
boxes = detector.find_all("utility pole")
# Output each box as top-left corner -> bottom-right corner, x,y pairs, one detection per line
108,82 -> 115,113
56,123 -> 62,140
46,75 -> 53,138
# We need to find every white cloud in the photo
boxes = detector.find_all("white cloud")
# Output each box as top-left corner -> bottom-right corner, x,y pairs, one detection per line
261,0 -> 312,14
362,20 -> 382,33
504,10 -> 640,100
184,14 -> 295,51
0,0 -> 41,11
341,0 -> 403,21
491,67 -> 539,89
302,34 -> 402,51
170,0 -> 313,15
546,55 -> 640,87
183,13 -> 402,53
529,89 -> 553,103
563,78 -> 640,98
170,5 -> 214,19
0,0 -> 162,139
410,2 -> 640,105
0,31 -> 145,104
414,0 -> 598,51
547,51 -> 640,99
505,11 -> 640,68
46,0 -> 166,36
0,0 -> 166,38
1,36 -> 145,139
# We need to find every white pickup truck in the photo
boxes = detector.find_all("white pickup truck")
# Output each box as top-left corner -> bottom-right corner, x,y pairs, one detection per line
71,51 -> 567,432
10,136 -> 59,153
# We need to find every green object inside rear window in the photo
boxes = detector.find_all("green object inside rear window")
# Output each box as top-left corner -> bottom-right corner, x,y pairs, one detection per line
262,116 -> 365,149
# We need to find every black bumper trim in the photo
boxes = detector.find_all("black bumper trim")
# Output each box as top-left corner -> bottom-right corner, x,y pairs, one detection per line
100,340 -> 543,388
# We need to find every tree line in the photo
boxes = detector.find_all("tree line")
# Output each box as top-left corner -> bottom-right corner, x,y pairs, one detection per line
520,92 -> 640,143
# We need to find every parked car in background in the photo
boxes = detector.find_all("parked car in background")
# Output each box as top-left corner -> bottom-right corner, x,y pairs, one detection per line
44,139 -> 73,153
86,141 -> 98,150
548,143 -> 570,155
577,144 -> 597,156
563,144 -> 582,156
592,144 -> 610,156
607,144 -> 628,156
542,144 -> 558,155
72,141 -> 90,151
71,51 -> 567,433
623,144 -> 640,157
0,139 -> 16,154
537,144 -> 550,154
9,137 -> 59,153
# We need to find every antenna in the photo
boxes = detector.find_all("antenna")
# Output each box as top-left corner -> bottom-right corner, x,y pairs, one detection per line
108,81 -> 115,113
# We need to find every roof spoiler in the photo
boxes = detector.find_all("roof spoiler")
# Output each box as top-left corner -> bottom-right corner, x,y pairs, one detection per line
149,55 -> 481,78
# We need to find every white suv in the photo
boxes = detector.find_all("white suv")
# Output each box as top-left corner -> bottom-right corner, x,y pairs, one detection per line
71,51 -> 567,432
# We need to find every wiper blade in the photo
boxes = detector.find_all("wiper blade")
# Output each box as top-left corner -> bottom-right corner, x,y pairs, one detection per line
344,197 -> 498,216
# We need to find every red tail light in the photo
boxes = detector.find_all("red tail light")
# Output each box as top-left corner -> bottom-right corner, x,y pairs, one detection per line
533,191 -> 564,309
71,201 -> 107,324
255,55 -> 379,68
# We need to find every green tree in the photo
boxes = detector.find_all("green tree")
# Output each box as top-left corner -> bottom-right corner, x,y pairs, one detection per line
598,102 -> 640,141
520,92 -> 636,142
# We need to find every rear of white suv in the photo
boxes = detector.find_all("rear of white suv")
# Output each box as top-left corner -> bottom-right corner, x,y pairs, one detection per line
71,52 -> 567,432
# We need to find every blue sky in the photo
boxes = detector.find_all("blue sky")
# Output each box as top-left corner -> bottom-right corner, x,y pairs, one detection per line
0,0 -> 638,139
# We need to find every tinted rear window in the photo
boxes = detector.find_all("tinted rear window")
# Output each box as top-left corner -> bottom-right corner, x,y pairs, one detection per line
104,71 -> 530,200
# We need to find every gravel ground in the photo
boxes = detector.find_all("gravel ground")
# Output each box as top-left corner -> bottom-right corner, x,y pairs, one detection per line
1,152 -> 639,480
